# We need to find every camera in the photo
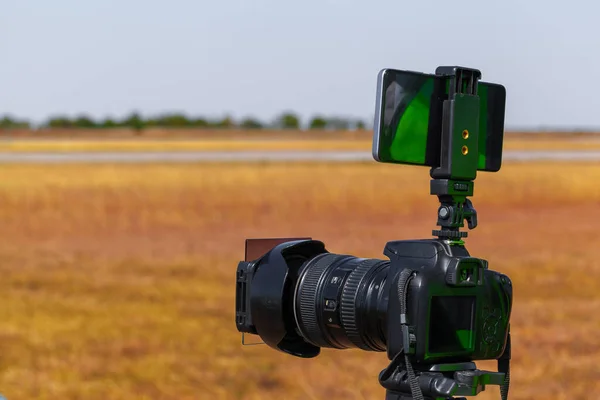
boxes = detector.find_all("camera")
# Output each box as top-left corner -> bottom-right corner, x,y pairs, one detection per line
234,66 -> 514,400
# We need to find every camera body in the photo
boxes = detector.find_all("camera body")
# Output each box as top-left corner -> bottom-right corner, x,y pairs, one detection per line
384,239 -> 512,365
235,238 -> 512,368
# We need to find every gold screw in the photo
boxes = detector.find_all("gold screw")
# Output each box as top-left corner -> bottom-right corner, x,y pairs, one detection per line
462,146 -> 469,155
462,129 -> 469,139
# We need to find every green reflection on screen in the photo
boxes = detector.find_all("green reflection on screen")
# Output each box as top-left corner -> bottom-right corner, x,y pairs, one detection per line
455,329 -> 473,350
390,78 -> 434,165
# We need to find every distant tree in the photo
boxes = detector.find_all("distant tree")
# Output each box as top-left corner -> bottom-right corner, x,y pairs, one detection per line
355,120 -> 366,130
327,117 -> 351,130
276,112 -> 300,130
46,115 -> 74,129
0,115 -> 30,130
309,116 -> 328,130
144,118 -> 159,128
122,111 -> 145,134
212,115 -> 235,129
100,118 -> 118,128
148,116 -> 163,127
159,113 -> 191,127
240,117 -> 263,129
74,115 -> 96,128
0,116 -> 15,130
191,118 -> 209,128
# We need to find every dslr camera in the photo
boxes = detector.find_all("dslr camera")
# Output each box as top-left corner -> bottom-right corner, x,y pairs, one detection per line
235,66 -> 513,400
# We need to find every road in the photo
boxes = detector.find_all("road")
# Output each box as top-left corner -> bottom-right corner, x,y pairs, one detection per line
0,150 -> 599,163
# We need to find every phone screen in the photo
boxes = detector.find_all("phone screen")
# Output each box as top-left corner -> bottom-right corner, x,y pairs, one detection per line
372,69 -> 506,172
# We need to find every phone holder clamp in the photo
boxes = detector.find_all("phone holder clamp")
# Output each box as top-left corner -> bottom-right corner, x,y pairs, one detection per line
429,66 -> 482,241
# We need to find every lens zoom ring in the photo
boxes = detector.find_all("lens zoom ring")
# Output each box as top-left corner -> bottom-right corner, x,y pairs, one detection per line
340,259 -> 379,350
297,254 -> 344,348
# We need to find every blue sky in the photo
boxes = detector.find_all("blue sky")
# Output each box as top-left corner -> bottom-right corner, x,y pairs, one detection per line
1,0 -> 599,129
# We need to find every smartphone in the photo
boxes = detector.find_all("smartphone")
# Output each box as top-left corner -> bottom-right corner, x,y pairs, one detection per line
372,68 -> 506,172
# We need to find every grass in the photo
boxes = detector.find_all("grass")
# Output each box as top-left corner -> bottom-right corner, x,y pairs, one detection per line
0,161 -> 599,399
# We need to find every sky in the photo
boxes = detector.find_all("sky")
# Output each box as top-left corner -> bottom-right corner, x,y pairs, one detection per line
1,0 -> 599,129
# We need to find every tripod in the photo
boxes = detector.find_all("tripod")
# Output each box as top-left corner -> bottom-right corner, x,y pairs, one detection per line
379,353 -> 510,400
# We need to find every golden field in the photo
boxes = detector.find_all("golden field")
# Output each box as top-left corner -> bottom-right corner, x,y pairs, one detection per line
2,129 -> 600,152
0,160 -> 599,399
3,138 -> 600,152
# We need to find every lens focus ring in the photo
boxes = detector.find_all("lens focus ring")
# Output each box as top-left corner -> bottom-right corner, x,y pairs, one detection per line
340,258 -> 379,350
296,253 -> 347,348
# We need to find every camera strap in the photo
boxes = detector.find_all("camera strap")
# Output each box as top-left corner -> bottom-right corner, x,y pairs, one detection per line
498,332 -> 511,400
378,269 -> 423,400
397,269 -> 423,400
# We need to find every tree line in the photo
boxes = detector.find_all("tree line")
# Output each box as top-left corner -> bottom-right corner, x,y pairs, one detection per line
0,111 -> 368,131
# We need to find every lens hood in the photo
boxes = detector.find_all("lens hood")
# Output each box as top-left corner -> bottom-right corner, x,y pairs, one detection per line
247,239 -> 328,358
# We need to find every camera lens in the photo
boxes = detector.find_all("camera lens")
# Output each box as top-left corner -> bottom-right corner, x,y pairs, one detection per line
294,253 -> 390,352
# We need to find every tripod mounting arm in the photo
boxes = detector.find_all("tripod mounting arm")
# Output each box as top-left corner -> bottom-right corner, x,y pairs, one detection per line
380,361 -> 505,400
431,178 -> 477,239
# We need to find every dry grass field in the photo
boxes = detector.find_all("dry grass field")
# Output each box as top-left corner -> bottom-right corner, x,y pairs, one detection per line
3,138 -> 600,152
0,160 -> 599,399
2,129 -> 600,152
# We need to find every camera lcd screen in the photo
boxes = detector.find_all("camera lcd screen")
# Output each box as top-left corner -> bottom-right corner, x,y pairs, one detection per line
428,295 -> 476,355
